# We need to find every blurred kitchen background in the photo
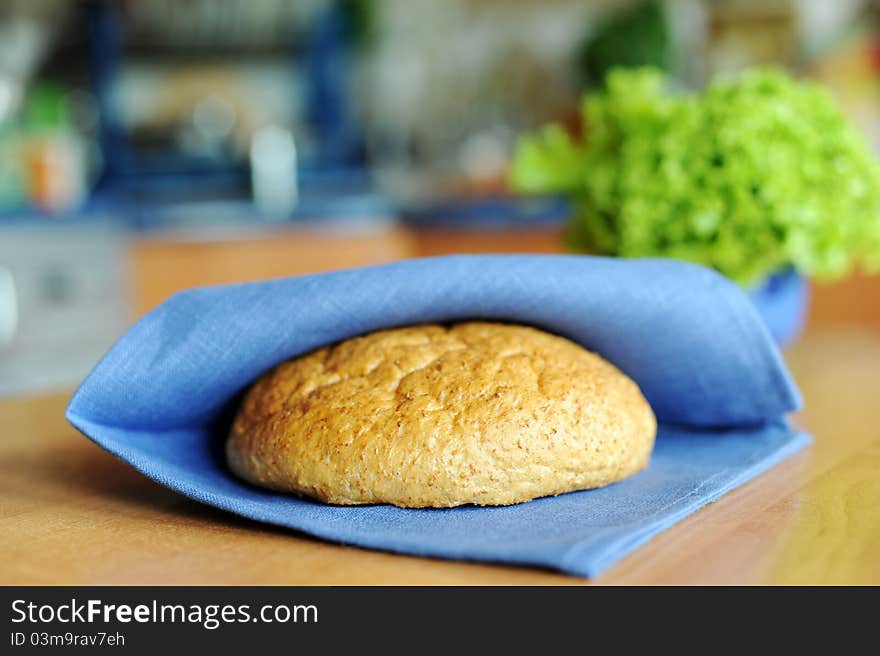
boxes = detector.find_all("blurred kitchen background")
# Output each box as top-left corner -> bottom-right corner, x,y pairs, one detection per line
1,0 -> 880,395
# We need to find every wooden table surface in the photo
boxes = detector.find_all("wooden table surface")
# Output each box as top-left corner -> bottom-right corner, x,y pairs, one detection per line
2,325 -> 878,585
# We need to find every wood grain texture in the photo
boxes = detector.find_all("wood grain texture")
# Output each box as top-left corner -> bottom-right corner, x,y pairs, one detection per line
130,226 -> 415,317
808,272 -> 880,332
1,327 -> 878,585
409,227 -> 565,258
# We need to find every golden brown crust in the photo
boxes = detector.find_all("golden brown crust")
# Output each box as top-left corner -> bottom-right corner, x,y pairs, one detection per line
226,322 -> 656,508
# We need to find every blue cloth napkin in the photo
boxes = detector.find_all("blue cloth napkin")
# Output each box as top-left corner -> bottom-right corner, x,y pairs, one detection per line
67,255 -> 809,578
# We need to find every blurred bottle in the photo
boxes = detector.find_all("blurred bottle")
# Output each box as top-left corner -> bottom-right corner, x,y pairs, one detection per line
250,124 -> 299,219
0,124 -> 26,210
21,85 -> 88,215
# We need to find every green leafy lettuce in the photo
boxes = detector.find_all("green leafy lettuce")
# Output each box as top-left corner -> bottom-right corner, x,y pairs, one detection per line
510,67 -> 880,285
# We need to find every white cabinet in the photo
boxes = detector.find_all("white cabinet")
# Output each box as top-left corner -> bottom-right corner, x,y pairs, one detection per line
0,224 -> 129,395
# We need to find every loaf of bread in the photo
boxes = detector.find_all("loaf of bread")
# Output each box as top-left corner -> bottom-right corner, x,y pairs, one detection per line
226,322 -> 656,508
